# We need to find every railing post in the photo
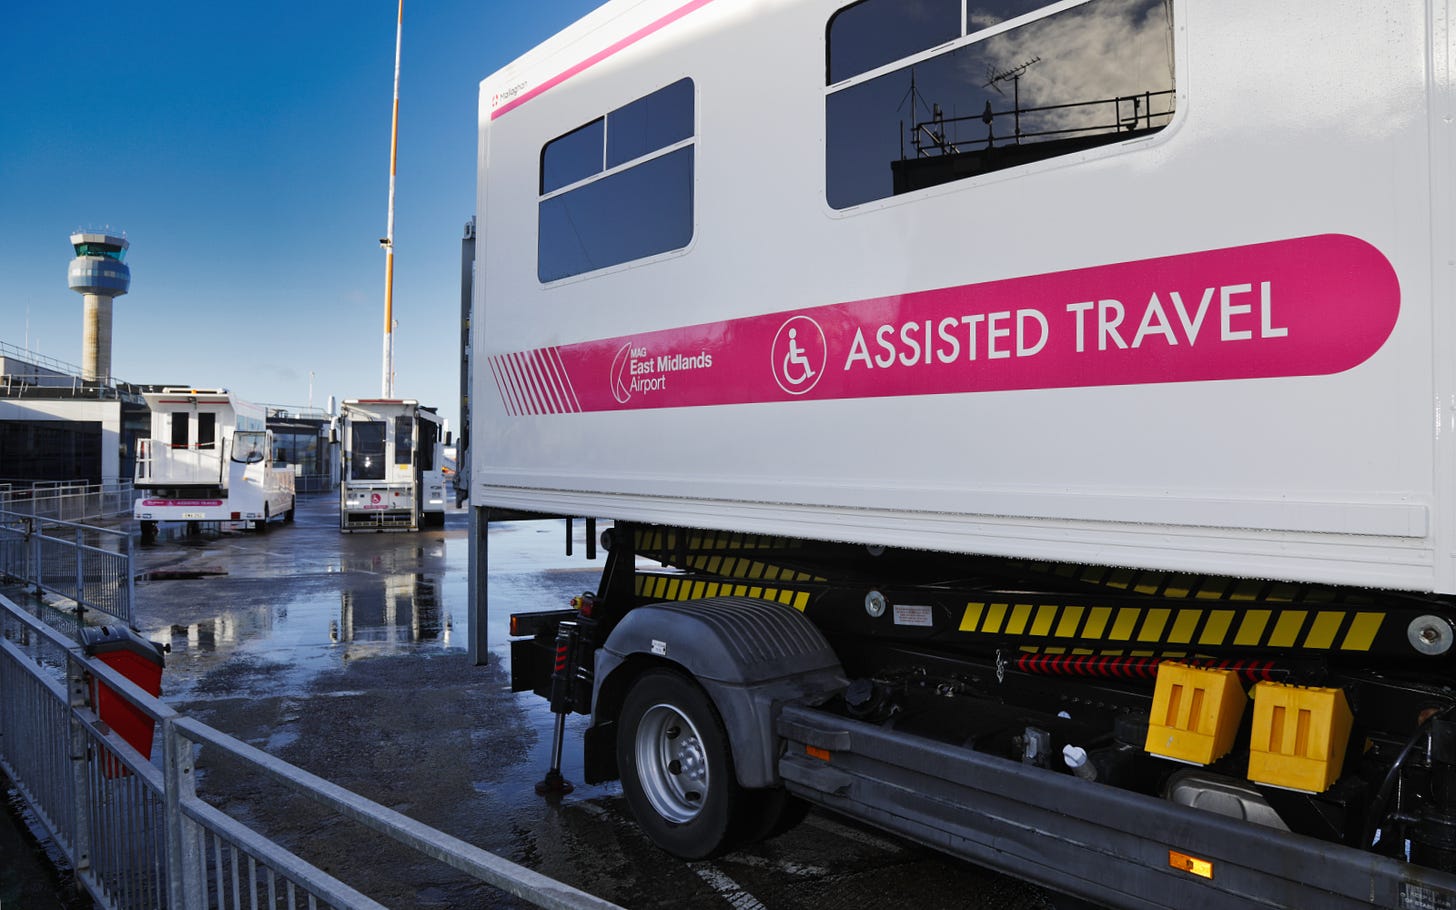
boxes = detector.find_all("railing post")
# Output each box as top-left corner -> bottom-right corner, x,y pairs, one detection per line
163,718 -> 206,910
29,518 -> 41,596
66,655 -> 93,892
124,528 -> 135,627
74,527 -> 86,624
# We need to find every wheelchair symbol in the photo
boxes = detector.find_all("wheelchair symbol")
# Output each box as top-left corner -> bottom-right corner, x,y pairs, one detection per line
771,316 -> 826,396
782,329 -> 816,386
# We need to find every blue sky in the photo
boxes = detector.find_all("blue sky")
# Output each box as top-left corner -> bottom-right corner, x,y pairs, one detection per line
3,0 -> 602,433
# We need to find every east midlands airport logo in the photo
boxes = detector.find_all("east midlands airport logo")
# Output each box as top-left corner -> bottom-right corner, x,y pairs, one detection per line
610,341 -> 714,404
610,343 -> 635,404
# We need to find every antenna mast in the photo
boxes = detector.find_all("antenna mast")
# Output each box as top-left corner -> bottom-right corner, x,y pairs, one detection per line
985,56 -> 1041,142
380,0 -> 403,398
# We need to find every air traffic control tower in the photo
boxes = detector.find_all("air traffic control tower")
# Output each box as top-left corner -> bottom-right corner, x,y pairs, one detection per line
67,231 -> 130,384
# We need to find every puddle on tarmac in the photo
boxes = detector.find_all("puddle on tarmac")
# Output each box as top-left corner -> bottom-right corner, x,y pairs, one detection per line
140,514 -> 607,700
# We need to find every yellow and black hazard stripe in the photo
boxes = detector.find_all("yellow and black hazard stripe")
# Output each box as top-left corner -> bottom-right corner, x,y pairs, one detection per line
635,527 -> 807,560
955,599 -> 1409,655
635,572 -> 814,611
632,527 -> 826,600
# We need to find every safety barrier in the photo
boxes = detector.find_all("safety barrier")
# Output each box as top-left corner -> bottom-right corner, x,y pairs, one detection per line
0,481 -> 135,523
0,509 -> 133,626
294,473 -> 334,495
0,594 -> 623,910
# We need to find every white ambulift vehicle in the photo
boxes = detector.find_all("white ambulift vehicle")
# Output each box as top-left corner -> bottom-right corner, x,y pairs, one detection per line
471,1 -> 1456,908
338,398 -> 447,532
134,388 -> 295,537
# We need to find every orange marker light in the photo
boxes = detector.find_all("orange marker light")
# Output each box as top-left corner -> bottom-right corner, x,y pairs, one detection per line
1169,850 -> 1214,879
805,746 -> 832,762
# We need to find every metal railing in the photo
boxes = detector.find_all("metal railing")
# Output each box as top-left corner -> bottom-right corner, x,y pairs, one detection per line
135,440 -> 224,486
294,473 -> 335,494
0,481 -> 136,523
0,338 -> 146,399
0,593 -> 624,910
906,88 -> 1177,157
0,509 -> 133,626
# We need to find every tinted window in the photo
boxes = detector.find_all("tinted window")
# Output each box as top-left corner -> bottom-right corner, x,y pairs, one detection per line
607,78 -> 694,168
827,0 -> 1175,209
539,80 -> 696,282
170,414 -> 189,448
420,420 -> 438,470
197,412 -> 216,449
539,147 -> 694,283
541,118 -> 604,194
827,0 -> 960,84
394,415 -> 414,466
350,421 -> 386,481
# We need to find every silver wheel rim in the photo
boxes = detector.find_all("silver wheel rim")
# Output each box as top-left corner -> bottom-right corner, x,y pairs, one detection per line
635,702 -> 709,824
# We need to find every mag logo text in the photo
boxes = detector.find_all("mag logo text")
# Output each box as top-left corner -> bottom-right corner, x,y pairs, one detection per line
610,343 -> 714,404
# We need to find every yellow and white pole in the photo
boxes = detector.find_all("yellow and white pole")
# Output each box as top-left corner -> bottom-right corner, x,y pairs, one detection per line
381,0 -> 403,398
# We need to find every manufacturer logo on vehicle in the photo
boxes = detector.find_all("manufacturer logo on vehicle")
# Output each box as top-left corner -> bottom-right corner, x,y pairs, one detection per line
771,316 -> 826,395
491,81 -> 528,109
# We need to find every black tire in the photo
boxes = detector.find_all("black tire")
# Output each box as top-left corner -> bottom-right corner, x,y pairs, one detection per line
139,520 -> 158,541
284,498 -> 296,522
617,669 -> 746,859
255,504 -> 270,533
741,785 -> 809,844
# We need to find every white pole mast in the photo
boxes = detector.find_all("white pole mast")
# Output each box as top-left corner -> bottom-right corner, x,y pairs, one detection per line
381,0 -> 403,398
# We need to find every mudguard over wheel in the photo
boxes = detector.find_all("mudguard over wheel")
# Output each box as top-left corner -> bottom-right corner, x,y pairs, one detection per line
617,669 -> 746,859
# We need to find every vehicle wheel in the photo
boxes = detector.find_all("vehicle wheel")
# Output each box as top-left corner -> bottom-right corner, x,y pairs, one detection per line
741,785 -> 809,844
284,498 -> 296,522
256,504 -> 270,533
139,520 -> 158,541
617,669 -> 745,859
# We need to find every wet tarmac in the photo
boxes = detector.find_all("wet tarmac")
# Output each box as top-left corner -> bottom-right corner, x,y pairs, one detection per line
7,494 -> 1059,909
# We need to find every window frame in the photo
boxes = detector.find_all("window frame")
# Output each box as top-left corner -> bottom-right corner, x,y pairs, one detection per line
394,415 -> 415,467
536,77 -> 699,285
823,0 -> 1181,213
170,414 -> 190,449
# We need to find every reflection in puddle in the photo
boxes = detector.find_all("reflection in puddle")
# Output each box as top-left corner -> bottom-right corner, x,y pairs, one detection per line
169,616 -> 240,652
331,573 -> 452,648
154,570 -> 461,700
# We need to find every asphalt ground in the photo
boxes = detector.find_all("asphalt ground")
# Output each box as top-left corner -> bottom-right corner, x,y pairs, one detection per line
5,494 -> 1059,909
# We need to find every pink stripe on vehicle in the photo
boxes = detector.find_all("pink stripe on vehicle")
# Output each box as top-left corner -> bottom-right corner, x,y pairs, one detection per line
488,235 -> 1402,416
491,0 -> 718,120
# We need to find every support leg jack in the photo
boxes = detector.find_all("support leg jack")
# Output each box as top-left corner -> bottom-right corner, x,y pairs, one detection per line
535,711 -> 574,795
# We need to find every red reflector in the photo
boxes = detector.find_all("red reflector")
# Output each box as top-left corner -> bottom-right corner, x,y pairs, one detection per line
230,512 -> 240,520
